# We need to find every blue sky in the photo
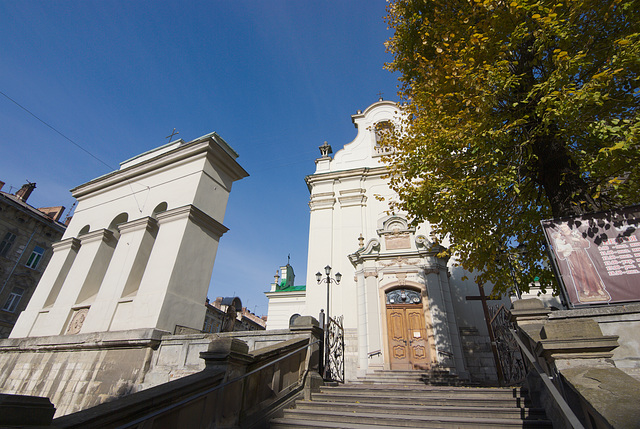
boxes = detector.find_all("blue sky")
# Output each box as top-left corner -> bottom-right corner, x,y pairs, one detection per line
0,1 -> 400,317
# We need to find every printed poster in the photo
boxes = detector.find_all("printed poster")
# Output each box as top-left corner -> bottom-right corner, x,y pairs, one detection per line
542,205 -> 640,307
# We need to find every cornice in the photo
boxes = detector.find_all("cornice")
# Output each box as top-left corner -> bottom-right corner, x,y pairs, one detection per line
52,237 -> 81,252
71,137 -> 247,199
264,290 -> 306,299
309,192 -> 336,211
79,229 -> 116,245
338,194 -> 367,208
117,216 -> 159,235
156,205 -> 228,238
305,166 -> 388,186
0,193 -> 67,233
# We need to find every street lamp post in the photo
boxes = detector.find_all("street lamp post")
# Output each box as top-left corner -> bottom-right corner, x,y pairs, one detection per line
316,265 -> 341,380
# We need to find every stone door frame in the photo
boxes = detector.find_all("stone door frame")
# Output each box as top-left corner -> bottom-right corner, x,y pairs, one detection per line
379,282 -> 437,370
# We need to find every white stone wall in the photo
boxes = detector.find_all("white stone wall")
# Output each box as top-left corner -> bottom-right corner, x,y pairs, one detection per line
264,290 -> 307,330
11,133 -> 247,338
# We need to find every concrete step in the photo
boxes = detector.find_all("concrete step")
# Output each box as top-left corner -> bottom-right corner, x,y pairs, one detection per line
354,376 -> 462,384
320,384 -> 525,398
371,369 -> 452,375
269,372 -> 548,428
356,370 -> 467,386
311,392 -> 529,408
293,400 -> 547,419
271,409 -> 553,428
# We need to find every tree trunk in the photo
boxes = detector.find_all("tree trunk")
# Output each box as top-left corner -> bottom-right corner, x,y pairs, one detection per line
534,135 -> 591,218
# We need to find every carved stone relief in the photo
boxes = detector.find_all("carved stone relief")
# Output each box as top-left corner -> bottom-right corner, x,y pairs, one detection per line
66,308 -> 89,334
380,257 -> 420,268
385,233 -> 411,250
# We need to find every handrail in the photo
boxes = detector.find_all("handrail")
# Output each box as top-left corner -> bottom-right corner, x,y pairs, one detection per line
117,339 -> 321,429
509,329 -> 585,429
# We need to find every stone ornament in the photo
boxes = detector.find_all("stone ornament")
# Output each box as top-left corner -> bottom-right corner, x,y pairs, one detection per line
65,308 -> 89,335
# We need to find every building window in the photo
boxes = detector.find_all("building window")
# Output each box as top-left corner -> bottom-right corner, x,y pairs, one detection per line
25,246 -> 45,269
0,232 -> 16,257
2,287 -> 25,312
374,121 -> 392,145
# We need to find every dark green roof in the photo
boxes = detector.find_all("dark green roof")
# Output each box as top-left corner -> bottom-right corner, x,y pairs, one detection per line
277,284 -> 306,292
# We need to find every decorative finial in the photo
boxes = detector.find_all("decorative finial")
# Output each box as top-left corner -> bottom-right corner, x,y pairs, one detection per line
274,270 -> 280,285
319,141 -> 333,157
377,91 -> 384,101
358,234 -> 365,248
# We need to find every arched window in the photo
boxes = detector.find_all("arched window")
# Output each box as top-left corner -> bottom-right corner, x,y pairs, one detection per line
152,202 -> 168,217
108,213 -> 129,232
289,313 -> 301,326
386,288 -> 422,305
374,121 -> 392,146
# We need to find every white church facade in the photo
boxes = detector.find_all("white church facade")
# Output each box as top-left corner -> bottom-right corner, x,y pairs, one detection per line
268,100 -> 500,381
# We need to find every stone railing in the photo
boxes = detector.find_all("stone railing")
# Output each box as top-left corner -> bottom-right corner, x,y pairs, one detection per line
2,317 -> 322,429
510,299 -> 640,429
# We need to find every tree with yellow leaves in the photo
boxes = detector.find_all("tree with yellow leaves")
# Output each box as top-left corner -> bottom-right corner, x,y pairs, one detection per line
383,0 -> 639,295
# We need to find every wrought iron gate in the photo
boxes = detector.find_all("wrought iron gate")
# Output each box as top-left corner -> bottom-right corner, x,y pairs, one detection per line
325,315 -> 345,383
488,304 -> 526,385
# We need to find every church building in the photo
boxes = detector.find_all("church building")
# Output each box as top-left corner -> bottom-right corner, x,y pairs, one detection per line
268,99 -> 500,382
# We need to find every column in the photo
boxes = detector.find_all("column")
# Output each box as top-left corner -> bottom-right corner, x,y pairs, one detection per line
439,266 -> 469,378
80,217 -> 158,333
36,229 -> 117,336
423,263 -> 455,369
10,237 -> 80,338
130,205 -> 227,333
305,190 -> 335,319
354,267 -> 368,375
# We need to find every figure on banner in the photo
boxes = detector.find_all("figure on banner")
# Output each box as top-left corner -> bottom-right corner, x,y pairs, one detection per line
553,223 -> 611,303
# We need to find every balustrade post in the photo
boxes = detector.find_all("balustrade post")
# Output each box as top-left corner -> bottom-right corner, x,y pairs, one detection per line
200,338 -> 253,428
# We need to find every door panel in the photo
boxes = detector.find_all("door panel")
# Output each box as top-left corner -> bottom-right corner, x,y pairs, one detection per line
406,308 -> 430,369
386,305 -> 430,370
387,307 -> 410,370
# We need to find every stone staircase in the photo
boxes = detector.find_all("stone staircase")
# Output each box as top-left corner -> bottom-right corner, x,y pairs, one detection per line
270,370 -> 553,428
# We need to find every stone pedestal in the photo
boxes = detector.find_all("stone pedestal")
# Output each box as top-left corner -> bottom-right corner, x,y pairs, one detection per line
511,298 -> 640,429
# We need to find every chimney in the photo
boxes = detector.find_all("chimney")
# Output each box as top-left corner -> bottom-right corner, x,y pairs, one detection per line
0,181 -> 4,191
15,182 -> 36,202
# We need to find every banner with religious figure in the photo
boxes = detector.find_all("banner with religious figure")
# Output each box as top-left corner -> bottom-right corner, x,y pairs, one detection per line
542,205 -> 640,307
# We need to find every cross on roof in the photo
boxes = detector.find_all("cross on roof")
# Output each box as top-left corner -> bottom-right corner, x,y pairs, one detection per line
166,128 -> 179,142
377,91 -> 384,100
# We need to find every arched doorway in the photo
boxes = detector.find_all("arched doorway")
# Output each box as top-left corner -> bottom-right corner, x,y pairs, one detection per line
385,288 -> 431,370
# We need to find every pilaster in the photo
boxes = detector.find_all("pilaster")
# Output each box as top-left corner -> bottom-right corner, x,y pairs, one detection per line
10,237 -> 81,338
130,205 -> 227,333
81,217 -> 159,333
32,230 -> 116,336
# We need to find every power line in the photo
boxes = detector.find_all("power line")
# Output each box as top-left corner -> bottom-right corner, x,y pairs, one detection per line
0,90 -> 115,170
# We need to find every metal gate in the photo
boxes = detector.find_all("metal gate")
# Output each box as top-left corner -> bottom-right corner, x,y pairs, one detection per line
325,315 -> 345,383
488,304 -> 527,385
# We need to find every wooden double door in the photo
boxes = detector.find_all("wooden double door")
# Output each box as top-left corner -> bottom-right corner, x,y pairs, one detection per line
386,304 -> 431,370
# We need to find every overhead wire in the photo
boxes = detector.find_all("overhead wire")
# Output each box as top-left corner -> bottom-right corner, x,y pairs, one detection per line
0,90 -> 115,171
